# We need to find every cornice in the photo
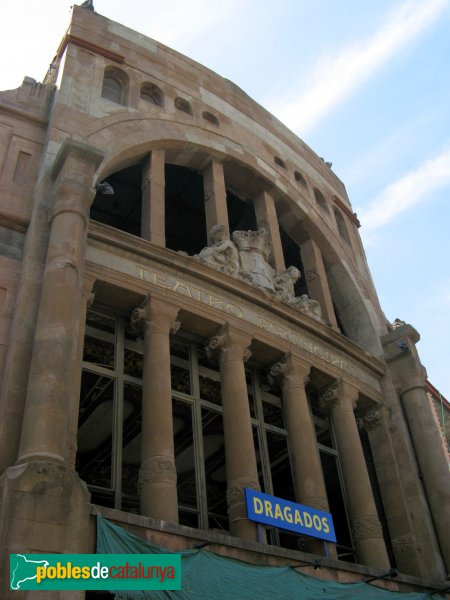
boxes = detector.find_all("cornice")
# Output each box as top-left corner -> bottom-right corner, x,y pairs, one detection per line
87,220 -> 386,381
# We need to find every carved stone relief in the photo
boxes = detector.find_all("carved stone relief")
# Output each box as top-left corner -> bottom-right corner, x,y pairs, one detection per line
188,225 -> 324,322
193,224 -> 240,275
139,455 -> 177,488
391,532 -> 419,559
226,477 -> 260,507
350,515 -> 384,542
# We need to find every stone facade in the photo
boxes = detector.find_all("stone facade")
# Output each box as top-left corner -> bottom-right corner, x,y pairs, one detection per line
0,5 -> 449,599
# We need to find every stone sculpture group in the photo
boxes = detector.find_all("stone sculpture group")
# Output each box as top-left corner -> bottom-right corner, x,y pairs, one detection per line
188,224 -> 323,322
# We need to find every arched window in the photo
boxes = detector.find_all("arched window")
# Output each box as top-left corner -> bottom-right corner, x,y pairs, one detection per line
274,156 -> 287,169
314,188 -> 329,213
140,82 -> 163,106
334,208 -> 351,244
294,170 -> 307,187
202,111 -> 219,126
101,67 -> 128,105
174,97 -> 193,116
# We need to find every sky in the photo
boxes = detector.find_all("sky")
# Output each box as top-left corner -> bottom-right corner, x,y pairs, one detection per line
0,0 -> 449,396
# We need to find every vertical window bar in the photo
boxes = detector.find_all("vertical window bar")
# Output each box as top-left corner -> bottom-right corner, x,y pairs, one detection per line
329,417 -> 354,556
113,318 -> 125,510
190,342 -> 209,530
253,369 -> 280,546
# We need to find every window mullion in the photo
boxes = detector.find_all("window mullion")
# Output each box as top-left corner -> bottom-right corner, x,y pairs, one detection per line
190,343 -> 208,530
113,318 -> 125,510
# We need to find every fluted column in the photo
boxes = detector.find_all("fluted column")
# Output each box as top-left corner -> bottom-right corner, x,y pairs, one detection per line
141,149 -> 165,246
254,190 -> 285,272
17,141 -> 103,464
300,237 -> 338,329
269,354 -> 336,557
203,159 -> 229,242
320,379 -> 390,569
132,297 -> 180,522
206,324 -> 261,541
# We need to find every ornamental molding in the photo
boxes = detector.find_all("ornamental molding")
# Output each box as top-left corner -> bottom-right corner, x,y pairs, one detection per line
391,532 -> 419,558
267,356 -> 310,388
130,297 -> 180,338
305,268 -> 318,282
319,379 -> 358,412
205,326 -> 251,363
350,515 -> 384,542
139,455 -> 177,488
86,237 -> 385,396
361,408 -> 384,431
227,477 -> 260,507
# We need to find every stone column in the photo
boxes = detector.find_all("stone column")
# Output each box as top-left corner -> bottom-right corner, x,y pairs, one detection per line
269,354 -> 336,558
0,140 -> 103,599
358,404 -> 445,577
300,237 -> 338,329
254,190 -> 285,272
132,296 -> 180,522
320,379 -> 390,569
141,149 -> 165,246
17,141 -> 103,465
382,324 -> 450,573
206,324 -> 261,541
203,159 -> 229,243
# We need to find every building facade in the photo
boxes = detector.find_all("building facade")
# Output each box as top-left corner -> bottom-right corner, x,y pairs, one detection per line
0,5 -> 449,598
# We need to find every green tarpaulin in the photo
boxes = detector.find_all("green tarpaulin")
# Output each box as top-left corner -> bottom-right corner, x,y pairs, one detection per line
96,516 -> 434,600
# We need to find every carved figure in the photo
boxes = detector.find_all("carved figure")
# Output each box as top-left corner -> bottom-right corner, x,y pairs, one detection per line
232,226 -> 275,290
291,294 -> 323,319
191,225 -> 324,322
392,318 -> 406,330
273,266 -> 301,301
196,225 -> 240,274
80,0 -> 95,11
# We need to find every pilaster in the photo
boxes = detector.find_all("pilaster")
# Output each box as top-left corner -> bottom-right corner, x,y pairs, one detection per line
254,190 -> 285,272
141,149 -> 165,246
203,159 -> 229,243
300,237 -> 338,329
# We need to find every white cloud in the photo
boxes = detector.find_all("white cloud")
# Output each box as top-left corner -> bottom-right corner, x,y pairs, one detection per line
358,148 -> 450,231
270,0 -> 450,134
116,0 -> 246,49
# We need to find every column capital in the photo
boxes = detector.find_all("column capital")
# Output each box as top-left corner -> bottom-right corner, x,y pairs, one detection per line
319,379 -> 359,412
51,139 -> 104,181
268,353 -> 310,388
205,324 -> 252,363
131,296 -> 180,337
50,140 -> 104,223
357,406 -> 385,432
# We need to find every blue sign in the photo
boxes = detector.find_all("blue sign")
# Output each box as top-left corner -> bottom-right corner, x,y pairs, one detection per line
245,489 -> 336,543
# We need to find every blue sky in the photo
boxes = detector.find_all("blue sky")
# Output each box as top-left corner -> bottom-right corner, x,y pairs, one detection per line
1,0 -> 449,396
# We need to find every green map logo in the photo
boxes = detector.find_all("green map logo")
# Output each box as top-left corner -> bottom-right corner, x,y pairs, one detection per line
10,555 -> 50,590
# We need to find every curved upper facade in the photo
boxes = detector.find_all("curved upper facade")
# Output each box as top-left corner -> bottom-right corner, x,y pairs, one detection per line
0,5 -> 449,598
